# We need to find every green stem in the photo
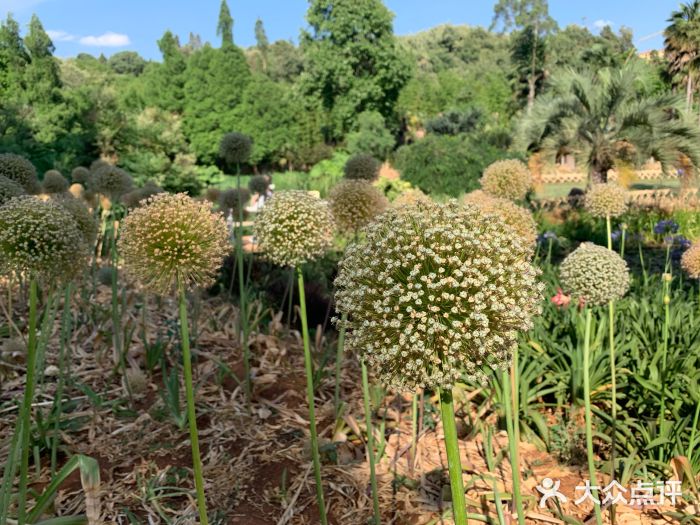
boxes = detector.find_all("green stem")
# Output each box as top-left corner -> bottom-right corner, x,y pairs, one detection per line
235,163 -> 251,407
17,278 -> 38,525
334,311 -> 347,418
619,228 -> 626,259
411,390 -> 419,470
688,397 -> 700,461
583,308 -> 603,525
606,215 -> 612,251
178,284 -> 209,525
110,217 -> 122,367
439,388 -> 467,525
608,299 -> 617,525
638,241 -> 648,287
362,361 -> 381,525
51,284 -> 73,475
502,368 -> 525,525
297,268 -> 328,525
658,277 -> 671,462
484,425 -> 507,525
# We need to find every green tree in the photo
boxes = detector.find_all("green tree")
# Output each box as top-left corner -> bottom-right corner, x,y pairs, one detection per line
300,0 -> 411,138
346,110 -> 394,159
234,76 -> 296,166
491,0 -> 557,109
254,18 -> 269,72
24,14 -> 61,105
665,1 -> 700,112
266,40 -> 303,82
183,44 -> 251,162
519,64 -> 700,183
144,31 -> 187,112
108,51 -> 147,76
0,15 -> 29,100
217,0 -> 234,46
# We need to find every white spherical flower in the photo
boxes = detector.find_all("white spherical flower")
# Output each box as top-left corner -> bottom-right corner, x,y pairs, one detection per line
119,193 -> 230,294
254,190 -> 334,267
559,242 -> 630,306
0,196 -> 88,282
584,183 -> 628,218
681,242 -> 700,279
328,180 -> 388,234
480,159 -> 532,201
334,200 -> 544,390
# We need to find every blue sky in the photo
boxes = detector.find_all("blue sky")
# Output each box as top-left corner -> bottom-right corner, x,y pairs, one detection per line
2,0 -> 681,60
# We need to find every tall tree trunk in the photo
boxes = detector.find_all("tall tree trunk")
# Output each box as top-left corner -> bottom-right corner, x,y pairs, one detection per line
590,165 -> 608,185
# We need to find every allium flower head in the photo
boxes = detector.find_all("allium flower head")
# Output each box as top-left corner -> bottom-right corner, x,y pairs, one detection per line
42,170 -> 69,194
248,174 -> 270,195
559,242 -> 630,306
0,153 -> 41,194
682,242 -> 700,279
328,180 -> 388,234
119,193 -> 230,294
219,132 -> 252,166
391,189 -> 431,208
460,190 -> 537,251
0,175 -> 25,206
52,195 -> 99,245
0,196 -> 88,282
71,166 -> 91,187
334,200 -> 544,390
205,187 -> 222,204
344,154 -> 380,181
480,159 -> 532,201
584,183 -> 628,218
218,188 -> 250,217
92,164 -> 134,201
254,190 -> 334,268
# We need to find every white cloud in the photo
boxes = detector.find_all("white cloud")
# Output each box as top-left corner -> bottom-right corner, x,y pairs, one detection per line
593,19 -> 614,30
79,32 -> 130,47
47,30 -> 76,42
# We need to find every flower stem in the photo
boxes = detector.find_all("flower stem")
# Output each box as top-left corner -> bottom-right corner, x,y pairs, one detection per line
297,268 -> 328,525
51,283 -> 73,475
361,361 -> 381,525
411,390 -> 419,471
658,275 -> 671,462
439,388 -> 467,525
608,299 -> 617,525
583,308 -> 603,525
334,311 -> 347,418
502,367 -> 525,525
178,284 -> 209,525
606,215 -> 612,251
17,278 -> 38,525
236,163 -> 251,408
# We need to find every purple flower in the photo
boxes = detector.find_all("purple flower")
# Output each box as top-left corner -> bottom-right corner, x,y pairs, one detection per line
538,231 -> 558,244
654,219 -> 679,235
611,229 -> 622,241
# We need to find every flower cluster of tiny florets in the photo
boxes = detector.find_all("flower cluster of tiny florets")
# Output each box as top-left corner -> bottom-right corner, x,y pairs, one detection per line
218,188 -> 251,217
0,175 -> 25,206
43,170 -> 69,194
248,175 -> 270,195
480,159 -> 532,201
71,166 -> 91,186
559,242 -> 630,306
461,190 -> 537,252
119,193 -> 230,295
333,200 -> 544,390
681,242 -> 700,279
344,154 -> 381,181
0,153 -> 41,194
219,132 -> 252,166
52,194 -> 99,245
92,164 -> 134,201
0,196 -> 88,282
391,189 -> 432,209
584,183 -> 628,218
254,190 -> 334,268
328,180 -> 388,234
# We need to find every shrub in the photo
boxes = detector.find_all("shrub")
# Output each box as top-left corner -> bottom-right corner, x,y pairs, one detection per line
346,111 -> 395,160
395,134 -> 503,197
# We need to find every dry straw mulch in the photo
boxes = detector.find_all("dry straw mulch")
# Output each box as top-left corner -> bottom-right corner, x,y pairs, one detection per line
0,281 -> 690,524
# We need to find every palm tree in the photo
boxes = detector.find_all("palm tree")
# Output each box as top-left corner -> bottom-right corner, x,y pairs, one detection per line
518,64 -> 700,183
664,1 -> 700,113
